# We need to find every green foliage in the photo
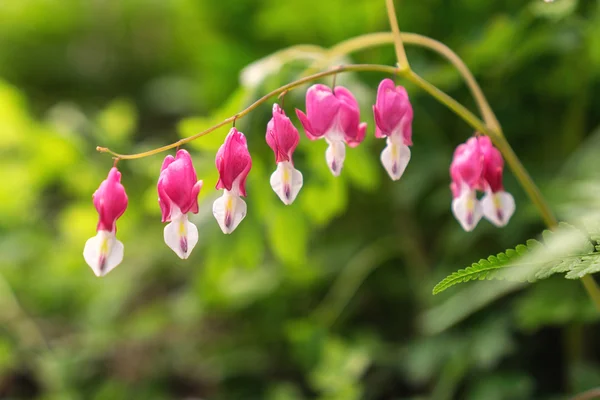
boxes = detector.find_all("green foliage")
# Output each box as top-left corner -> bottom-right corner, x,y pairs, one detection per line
433,223 -> 600,294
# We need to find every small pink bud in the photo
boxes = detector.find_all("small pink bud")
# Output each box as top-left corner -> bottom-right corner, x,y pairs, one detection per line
373,79 -> 413,180
84,167 -> 128,277
157,149 -> 203,259
295,84 -> 367,176
266,104 -> 303,205
213,128 -> 252,234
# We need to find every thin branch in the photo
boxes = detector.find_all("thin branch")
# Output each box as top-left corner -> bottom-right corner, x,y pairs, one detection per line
97,64 -> 399,160
305,32 -> 499,132
384,0 -> 410,70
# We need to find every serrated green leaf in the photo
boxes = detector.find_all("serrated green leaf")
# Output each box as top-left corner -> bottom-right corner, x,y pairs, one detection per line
433,223 -> 600,294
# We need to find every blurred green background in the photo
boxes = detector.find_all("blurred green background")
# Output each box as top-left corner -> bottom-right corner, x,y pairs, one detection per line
1,0 -> 600,398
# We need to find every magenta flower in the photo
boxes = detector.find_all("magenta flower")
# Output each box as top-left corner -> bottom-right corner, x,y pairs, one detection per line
450,136 -> 515,231
83,167 -> 128,277
478,136 -> 515,227
296,84 -> 367,176
373,79 -> 413,180
213,128 -> 252,234
158,149 -> 203,259
266,103 -> 303,205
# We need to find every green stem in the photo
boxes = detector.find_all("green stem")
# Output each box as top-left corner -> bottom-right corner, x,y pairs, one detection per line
384,0 -> 410,71
97,63 -> 398,160
305,32 -> 499,131
405,70 -> 488,135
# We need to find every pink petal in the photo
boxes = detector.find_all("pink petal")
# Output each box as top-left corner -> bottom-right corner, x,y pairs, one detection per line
335,87 -> 365,146
347,122 -> 367,148
94,167 -> 128,232
266,103 -> 299,164
305,84 -> 339,135
449,137 -> 483,190
478,136 -> 504,192
295,109 -> 320,140
216,128 -> 252,197
373,106 -> 387,139
157,149 -> 201,220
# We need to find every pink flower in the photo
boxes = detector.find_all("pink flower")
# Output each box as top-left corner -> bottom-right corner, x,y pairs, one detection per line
83,167 -> 128,277
213,128 -> 252,234
158,149 -> 203,259
266,103 -> 303,205
373,79 -> 413,180
296,84 -> 367,176
449,136 -> 515,231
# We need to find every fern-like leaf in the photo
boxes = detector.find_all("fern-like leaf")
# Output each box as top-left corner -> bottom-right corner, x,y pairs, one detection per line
433,223 -> 600,295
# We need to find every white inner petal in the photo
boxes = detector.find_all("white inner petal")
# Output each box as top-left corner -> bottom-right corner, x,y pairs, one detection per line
324,137 -> 346,177
270,161 -> 303,205
451,187 -> 483,232
164,213 -> 199,259
380,137 -> 411,181
83,230 -> 124,277
481,190 -> 515,227
212,190 -> 247,234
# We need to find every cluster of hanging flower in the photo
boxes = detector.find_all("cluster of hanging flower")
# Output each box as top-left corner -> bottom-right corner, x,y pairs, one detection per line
83,78 -> 513,276
449,135 -> 515,231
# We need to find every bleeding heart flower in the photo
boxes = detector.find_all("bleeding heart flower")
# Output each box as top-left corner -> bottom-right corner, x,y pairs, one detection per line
213,128 -> 252,234
158,149 -> 203,259
296,84 -> 367,176
83,167 -> 128,277
373,79 -> 413,180
450,135 -> 515,231
266,103 -> 303,205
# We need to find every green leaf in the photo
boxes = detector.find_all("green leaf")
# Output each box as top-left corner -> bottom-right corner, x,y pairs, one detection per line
433,223 -> 600,295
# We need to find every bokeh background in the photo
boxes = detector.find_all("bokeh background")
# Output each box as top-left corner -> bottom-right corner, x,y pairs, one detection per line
1,0 -> 600,398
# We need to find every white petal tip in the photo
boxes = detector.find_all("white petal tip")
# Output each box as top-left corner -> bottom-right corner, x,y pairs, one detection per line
451,190 -> 483,232
270,162 -> 303,205
482,191 -> 515,227
164,215 -> 199,259
83,231 -> 124,277
381,141 -> 411,181
213,191 -> 247,234
325,140 -> 346,177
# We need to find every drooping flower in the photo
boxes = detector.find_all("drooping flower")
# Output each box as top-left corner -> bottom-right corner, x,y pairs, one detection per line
450,137 -> 484,232
478,136 -> 515,227
83,167 -> 128,277
450,135 -> 515,231
266,103 -> 303,205
157,149 -> 203,259
296,84 -> 367,176
213,128 -> 252,234
373,79 -> 413,180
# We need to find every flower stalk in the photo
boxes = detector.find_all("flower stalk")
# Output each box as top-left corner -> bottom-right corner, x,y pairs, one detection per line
97,64 -> 398,160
